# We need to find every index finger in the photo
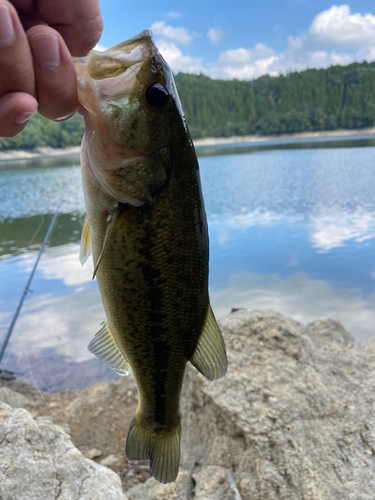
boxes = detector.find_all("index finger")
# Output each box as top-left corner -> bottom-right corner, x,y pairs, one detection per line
0,0 -> 35,97
34,0 -> 103,56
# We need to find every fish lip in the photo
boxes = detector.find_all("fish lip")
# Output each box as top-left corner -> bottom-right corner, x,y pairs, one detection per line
106,30 -> 156,53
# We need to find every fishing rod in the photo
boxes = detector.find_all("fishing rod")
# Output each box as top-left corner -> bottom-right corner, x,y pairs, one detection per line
0,185 -> 69,372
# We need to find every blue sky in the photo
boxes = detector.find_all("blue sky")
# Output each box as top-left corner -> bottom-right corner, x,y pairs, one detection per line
98,1 -> 375,79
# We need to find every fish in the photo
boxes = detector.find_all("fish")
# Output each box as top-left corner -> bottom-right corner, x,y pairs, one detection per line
74,30 -> 227,484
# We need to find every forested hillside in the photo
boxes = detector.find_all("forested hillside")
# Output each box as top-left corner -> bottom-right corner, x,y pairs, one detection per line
1,60 -> 375,149
175,61 -> 375,138
0,113 -> 85,150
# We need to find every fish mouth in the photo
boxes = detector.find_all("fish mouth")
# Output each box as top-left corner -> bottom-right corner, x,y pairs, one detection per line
100,30 -> 157,62
74,30 -> 167,121
74,31 -> 158,82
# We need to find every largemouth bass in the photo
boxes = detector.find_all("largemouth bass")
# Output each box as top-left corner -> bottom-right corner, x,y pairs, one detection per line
74,31 -> 227,484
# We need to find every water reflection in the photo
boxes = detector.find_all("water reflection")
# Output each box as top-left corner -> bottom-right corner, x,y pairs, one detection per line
0,163 -> 84,220
1,140 -> 375,390
0,213 -> 84,258
200,147 -> 375,219
210,271 -> 375,342
310,208 -> 375,251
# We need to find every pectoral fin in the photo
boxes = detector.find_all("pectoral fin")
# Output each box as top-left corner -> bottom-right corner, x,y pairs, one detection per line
79,215 -> 92,266
88,320 -> 130,376
92,204 -> 119,279
189,304 -> 228,381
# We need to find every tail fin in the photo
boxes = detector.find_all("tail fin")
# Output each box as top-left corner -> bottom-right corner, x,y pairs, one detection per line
125,415 -> 181,484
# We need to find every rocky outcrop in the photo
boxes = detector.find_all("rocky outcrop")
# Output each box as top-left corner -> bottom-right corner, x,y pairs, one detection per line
126,467 -> 241,500
0,387 -> 29,408
193,466 -> 243,500
0,402 -> 127,500
180,309 -> 375,500
126,470 -> 193,500
1,309 -> 375,499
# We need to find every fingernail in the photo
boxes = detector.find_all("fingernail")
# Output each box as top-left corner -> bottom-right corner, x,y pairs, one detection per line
29,33 -> 61,69
0,5 -> 15,47
54,110 -> 77,122
15,109 -> 37,125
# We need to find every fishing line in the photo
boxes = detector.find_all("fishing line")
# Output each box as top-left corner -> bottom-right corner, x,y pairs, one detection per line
0,183 -> 70,372
0,215 -> 49,374
28,214 -> 45,247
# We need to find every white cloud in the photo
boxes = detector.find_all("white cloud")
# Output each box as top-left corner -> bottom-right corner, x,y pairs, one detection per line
157,40 -> 205,74
206,41 -> 354,80
157,5 -> 375,80
167,12 -> 182,19
356,45 -> 375,61
150,21 -> 197,45
210,44 -> 279,79
87,6 -> 375,82
207,28 -> 223,45
310,5 -> 375,47
93,43 -> 108,52
218,44 -> 275,65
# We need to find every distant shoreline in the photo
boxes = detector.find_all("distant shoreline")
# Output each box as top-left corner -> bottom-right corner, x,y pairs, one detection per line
0,146 -> 81,166
1,127 -> 375,165
193,126 -> 375,147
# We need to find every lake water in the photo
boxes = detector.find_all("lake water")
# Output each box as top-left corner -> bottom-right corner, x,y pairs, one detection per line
1,138 -> 375,391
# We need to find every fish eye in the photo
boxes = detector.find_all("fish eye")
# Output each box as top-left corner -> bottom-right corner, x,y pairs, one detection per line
144,83 -> 169,110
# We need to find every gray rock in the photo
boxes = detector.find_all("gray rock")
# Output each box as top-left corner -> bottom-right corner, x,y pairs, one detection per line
126,470 -> 193,500
63,377 -> 136,416
0,402 -> 127,500
100,453 -> 123,467
194,466 -> 242,500
0,387 -> 29,408
126,467 -> 242,500
84,448 -> 103,460
180,309 -> 375,500
307,317 -> 355,344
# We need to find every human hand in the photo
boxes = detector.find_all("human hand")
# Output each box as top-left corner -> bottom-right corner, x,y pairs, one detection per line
0,0 -> 102,137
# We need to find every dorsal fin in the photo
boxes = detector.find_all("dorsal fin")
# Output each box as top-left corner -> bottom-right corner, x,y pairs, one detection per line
79,215 -> 92,265
92,204 -> 119,279
88,320 -> 130,376
189,304 -> 228,381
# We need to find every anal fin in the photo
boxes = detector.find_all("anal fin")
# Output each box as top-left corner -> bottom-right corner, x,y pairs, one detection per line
88,320 -> 130,376
189,304 -> 228,381
79,215 -> 92,266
